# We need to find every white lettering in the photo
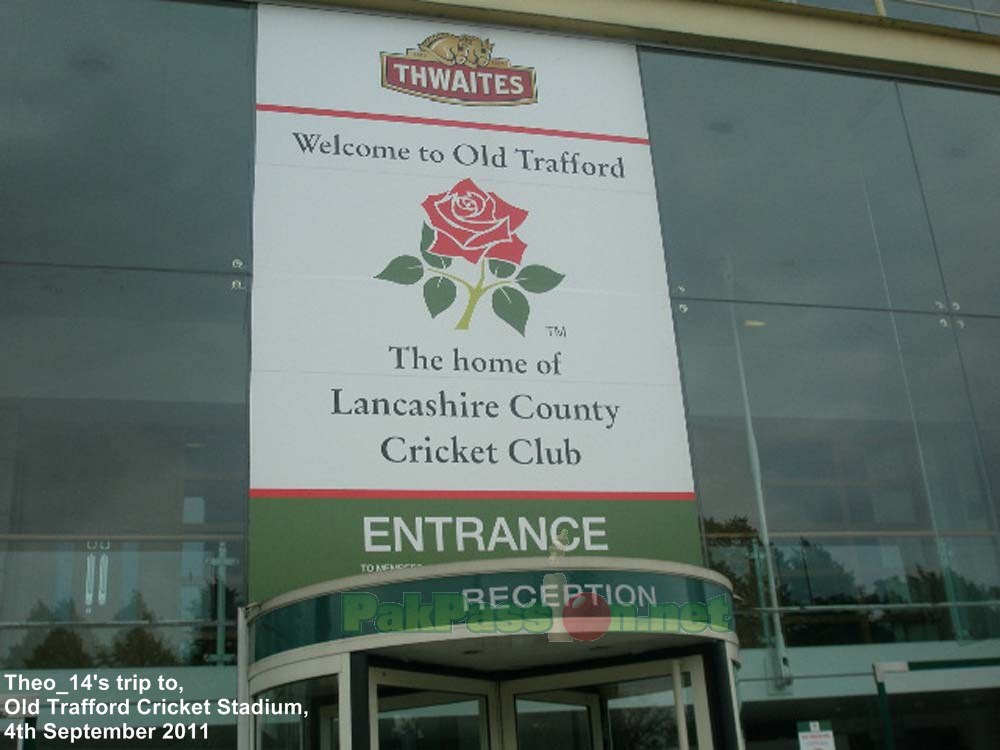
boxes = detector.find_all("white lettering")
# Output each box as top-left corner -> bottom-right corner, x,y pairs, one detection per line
364,517 -> 391,553
394,516 -> 424,552
582,517 -> 608,551
456,516 -> 485,551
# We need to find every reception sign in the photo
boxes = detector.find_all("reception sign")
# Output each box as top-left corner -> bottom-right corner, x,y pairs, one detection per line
253,567 -> 733,661
251,5 -> 697,601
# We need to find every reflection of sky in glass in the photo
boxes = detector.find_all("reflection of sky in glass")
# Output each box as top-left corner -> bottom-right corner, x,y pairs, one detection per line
899,84 -> 1000,315
642,53 -> 946,311
0,0 -> 254,273
831,543 -> 905,593
607,689 -> 677,709
381,698 -> 482,719
517,700 -> 587,714
943,538 -> 1000,593
886,0 -> 980,32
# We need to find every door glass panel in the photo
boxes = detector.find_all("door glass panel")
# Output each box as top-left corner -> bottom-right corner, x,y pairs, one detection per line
256,675 -> 339,750
509,664 -> 707,750
377,687 -> 486,750
258,715 -> 302,750
515,695 -> 594,749
606,675 -> 694,750
320,706 -> 340,749
366,662 -> 713,750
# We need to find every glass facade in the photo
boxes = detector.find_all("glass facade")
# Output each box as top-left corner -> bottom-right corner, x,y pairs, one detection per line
742,688 -> 1000,748
641,48 -> 1000,745
1,0 -> 998,748
0,0 -> 253,745
784,0 -> 1000,36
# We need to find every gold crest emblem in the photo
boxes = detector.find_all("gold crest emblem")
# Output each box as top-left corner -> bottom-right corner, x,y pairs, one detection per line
381,33 -> 537,106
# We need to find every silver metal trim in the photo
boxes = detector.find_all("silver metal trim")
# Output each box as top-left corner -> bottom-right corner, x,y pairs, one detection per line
249,621 -> 738,686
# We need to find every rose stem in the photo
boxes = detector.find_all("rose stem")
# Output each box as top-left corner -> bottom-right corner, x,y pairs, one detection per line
455,259 -> 488,330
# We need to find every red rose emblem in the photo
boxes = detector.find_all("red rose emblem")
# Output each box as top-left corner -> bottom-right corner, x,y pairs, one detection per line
376,178 -> 562,334
422,178 -> 528,265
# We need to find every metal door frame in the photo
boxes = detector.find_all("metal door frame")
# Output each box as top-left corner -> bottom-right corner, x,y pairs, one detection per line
499,656 -> 713,750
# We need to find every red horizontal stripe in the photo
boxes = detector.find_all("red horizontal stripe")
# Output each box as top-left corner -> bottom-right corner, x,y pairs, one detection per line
256,103 -> 650,145
250,488 -> 694,502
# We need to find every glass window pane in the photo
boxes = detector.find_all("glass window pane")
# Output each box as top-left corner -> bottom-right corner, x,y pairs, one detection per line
257,675 -> 339,750
894,314 -> 996,533
640,52 -> 945,310
0,265 -> 248,534
898,84 -> 1000,315
942,536 -> 1000,639
0,0 -> 253,272
670,300 -> 762,530
377,687 -> 485,750
972,0 -> 1000,33
774,536 -> 943,607
605,677 -> 682,750
803,0 -> 878,14
956,317 -> 1000,524
0,265 -> 248,667
516,698 -> 592,750
678,303 -> 995,536
780,605 -> 955,646
1,623 -> 240,668
676,302 -> 932,534
0,539 -> 241,620
674,299 -> 998,644
706,538 -> 766,647
886,0 -> 981,31
516,672 -> 700,750
770,535 -> 997,644
0,539 -> 242,668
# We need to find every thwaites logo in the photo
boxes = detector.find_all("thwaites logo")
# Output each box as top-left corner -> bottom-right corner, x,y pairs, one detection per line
381,33 -> 537,106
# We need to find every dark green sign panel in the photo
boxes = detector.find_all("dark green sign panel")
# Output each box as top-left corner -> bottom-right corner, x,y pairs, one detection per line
249,497 -> 703,602
251,567 -> 731,662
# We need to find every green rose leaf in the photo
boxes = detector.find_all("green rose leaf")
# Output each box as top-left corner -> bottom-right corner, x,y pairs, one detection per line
423,276 -> 457,319
375,255 -> 424,285
488,259 -> 516,279
515,264 -> 565,294
492,287 -> 530,336
420,223 -> 452,269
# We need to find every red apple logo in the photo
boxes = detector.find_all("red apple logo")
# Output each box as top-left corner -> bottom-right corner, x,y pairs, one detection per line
562,593 -> 611,641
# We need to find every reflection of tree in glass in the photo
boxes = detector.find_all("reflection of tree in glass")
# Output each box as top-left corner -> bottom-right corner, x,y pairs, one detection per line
97,591 -> 178,666
4,584 -> 248,669
777,538 -> 997,644
608,706 -> 677,750
699,514 -> 1000,645
774,538 -> 859,607
704,515 -> 766,606
380,717 -> 422,749
873,566 -> 1000,641
7,600 -> 95,668
703,515 -> 793,648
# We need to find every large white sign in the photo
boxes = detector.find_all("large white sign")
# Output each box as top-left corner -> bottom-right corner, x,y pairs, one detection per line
251,6 -> 692,500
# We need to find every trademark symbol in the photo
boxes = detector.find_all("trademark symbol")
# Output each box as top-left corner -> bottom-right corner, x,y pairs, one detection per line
546,325 -> 567,338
